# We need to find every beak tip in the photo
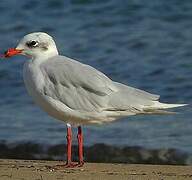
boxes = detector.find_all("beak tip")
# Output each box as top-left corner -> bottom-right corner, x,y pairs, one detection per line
2,48 -> 22,58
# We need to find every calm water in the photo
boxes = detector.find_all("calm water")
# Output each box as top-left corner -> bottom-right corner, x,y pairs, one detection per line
0,0 -> 192,153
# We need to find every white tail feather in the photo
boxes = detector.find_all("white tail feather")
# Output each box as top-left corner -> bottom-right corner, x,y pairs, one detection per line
145,101 -> 188,110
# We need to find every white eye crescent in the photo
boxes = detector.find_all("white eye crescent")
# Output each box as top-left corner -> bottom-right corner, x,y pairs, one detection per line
26,40 -> 39,48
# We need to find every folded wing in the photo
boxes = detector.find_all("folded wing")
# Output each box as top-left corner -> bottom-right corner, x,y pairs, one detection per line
40,55 -> 185,116
40,56 -> 117,112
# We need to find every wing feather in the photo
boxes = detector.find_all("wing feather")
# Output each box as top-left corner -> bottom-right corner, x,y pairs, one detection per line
40,56 -> 117,111
40,55 -> 160,114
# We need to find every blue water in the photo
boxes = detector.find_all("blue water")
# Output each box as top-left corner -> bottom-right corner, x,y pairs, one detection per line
0,0 -> 192,153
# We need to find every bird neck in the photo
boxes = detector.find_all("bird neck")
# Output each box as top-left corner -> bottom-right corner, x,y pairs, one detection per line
31,48 -> 59,65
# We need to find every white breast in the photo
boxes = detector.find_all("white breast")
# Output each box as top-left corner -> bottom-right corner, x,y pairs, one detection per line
23,61 -> 102,125
23,61 -> 45,102
23,61 -> 69,120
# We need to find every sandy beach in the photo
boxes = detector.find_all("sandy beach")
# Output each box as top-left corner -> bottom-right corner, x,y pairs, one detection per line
0,159 -> 192,180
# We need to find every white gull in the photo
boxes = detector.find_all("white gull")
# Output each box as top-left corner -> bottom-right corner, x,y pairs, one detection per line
3,32 -> 187,167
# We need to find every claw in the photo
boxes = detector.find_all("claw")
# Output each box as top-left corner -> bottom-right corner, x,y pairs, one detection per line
77,161 -> 84,167
50,162 -> 81,170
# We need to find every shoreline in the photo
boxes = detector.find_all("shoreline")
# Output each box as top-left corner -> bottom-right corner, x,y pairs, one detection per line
0,141 -> 190,165
0,159 -> 192,180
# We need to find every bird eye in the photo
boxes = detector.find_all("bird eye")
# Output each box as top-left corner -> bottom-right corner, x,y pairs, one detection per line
26,40 -> 38,48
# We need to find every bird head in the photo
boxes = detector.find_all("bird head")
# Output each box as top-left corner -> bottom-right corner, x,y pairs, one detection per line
3,32 -> 59,59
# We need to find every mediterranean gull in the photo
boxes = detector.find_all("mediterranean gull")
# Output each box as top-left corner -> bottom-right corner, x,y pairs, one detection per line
2,32 -> 187,167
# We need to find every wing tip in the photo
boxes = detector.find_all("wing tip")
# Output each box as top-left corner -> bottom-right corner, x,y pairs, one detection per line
145,102 -> 188,110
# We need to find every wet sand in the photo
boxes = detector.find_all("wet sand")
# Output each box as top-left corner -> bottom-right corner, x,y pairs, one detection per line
0,159 -> 192,180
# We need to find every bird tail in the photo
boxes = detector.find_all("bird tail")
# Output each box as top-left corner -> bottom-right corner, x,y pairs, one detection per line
150,101 -> 187,109
143,101 -> 188,114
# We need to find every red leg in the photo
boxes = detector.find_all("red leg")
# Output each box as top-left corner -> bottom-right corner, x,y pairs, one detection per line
77,126 -> 84,166
49,123 -> 76,169
46,124 -> 85,170
65,123 -> 76,167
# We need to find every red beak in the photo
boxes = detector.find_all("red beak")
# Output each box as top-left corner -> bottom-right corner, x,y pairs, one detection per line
3,48 -> 23,58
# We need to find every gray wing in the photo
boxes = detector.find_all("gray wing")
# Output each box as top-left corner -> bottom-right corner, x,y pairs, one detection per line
40,55 -> 159,113
40,56 -> 117,112
107,82 -> 159,111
